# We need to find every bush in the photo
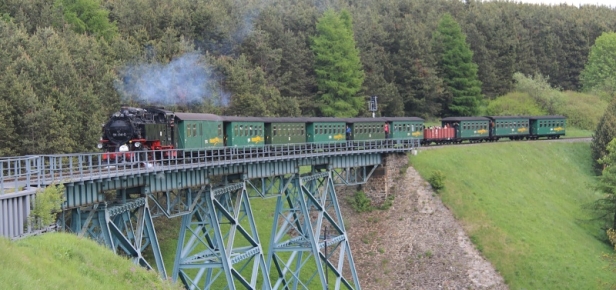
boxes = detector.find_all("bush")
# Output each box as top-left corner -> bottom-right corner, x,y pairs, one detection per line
485,92 -> 546,116
428,170 -> 446,191
513,72 -> 564,115
348,190 -> 373,213
377,194 -> 395,210
559,91 -> 607,130
30,184 -> 65,227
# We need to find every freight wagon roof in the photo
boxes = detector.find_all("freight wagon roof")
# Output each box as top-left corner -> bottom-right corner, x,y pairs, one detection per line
174,112 -> 223,121
485,116 -> 530,120
261,117 -> 307,123
441,117 -> 490,121
383,117 -> 424,122
528,115 -> 566,120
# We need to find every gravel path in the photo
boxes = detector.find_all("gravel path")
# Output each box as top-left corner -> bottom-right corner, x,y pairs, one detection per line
338,165 -> 508,290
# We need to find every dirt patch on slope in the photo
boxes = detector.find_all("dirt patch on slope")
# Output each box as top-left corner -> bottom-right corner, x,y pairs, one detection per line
337,166 -> 508,290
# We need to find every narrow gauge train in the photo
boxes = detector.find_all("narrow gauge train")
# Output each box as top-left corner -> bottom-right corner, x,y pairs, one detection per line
98,106 -> 424,161
98,106 -> 566,160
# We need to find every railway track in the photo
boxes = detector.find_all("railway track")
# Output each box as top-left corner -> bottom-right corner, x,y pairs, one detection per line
419,136 -> 592,150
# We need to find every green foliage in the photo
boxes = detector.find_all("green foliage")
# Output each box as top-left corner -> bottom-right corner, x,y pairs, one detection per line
311,9 -> 364,117
427,170 -> 446,191
411,142 -> 616,289
55,0 -> 118,41
1,13 -> 12,23
432,13 -> 483,117
559,91 -> 607,131
377,194 -> 395,211
486,89 -> 606,131
485,92 -> 546,116
590,138 -> 616,230
215,54 -> 286,117
0,21 -> 121,155
513,72 -> 564,115
30,185 -> 65,227
581,32 -> 616,98
348,190 -> 373,213
591,98 -> 616,172
0,0 -> 616,157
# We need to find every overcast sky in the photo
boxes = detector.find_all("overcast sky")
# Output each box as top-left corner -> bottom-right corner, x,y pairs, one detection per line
503,0 -> 614,7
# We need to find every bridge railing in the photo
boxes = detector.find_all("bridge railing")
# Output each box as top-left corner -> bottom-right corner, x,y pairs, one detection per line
0,156 -> 40,194
1,138 -> 419,193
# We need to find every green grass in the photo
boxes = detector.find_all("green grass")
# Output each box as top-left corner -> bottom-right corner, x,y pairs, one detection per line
411,142 -> 616,289
0,233 -> 182,290
564,127 -> 593,138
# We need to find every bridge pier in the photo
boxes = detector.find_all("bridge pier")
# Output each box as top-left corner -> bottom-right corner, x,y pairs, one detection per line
59,197 -> 167,278
172,182 -> 271,290
361,153 -> 409,204
268,170 -> 360,290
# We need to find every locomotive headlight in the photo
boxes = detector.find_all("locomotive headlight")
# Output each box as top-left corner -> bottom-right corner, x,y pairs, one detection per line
97,143 -> 103,149
119,144 -> 129,152
134,142 -> 141,148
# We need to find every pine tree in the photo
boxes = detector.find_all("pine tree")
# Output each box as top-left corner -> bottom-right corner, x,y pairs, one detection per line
589,138 -> 616,230
311,9 -> 365,117
432,13 -> 483,117
591,98 -> 616,172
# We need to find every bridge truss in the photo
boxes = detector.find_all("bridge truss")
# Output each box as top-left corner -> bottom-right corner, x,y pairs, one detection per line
0,140 -> 419,289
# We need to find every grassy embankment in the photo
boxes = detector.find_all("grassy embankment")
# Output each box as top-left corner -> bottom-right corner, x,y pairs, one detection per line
0,233 -> 182,290
410,141 -> 616,289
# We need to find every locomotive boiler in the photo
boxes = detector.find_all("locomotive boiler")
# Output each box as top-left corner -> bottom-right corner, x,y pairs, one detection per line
99,106 -> 176,160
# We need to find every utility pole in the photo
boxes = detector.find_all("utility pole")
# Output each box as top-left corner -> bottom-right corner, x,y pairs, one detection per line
369,96 -> 378,118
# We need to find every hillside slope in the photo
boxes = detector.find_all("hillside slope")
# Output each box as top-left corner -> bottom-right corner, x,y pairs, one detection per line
410,142 -> 616,289
336,163 -> 507,289
0,233 -> 181,290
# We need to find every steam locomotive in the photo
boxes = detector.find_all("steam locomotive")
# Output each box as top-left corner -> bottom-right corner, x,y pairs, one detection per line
98,106 -> 566,160
99,106 -> 177,160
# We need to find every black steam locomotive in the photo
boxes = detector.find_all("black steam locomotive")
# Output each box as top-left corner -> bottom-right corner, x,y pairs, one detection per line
99,106 -> 175,160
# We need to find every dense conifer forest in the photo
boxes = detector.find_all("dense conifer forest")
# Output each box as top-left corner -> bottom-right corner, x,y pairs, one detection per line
1,0 -> 616,156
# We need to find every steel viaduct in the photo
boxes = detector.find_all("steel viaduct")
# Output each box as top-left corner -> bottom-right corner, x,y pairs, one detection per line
0,140 -> 419,290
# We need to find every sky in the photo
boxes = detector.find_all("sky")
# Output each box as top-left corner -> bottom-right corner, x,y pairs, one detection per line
504,0 -> 614,7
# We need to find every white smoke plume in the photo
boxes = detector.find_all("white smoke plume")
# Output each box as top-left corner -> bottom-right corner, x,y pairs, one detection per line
116,53 -> 229,107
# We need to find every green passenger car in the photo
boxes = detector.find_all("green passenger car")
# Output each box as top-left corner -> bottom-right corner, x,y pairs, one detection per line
174,113 -> 224,150
223,116 -> 265,147
529,115 -> 566,139
263,118 -> 307,145
305,118 -> 346,144
486,116 -> 530,140
347,118 -> 387,141
441,117 -> 490,140
386,117 -> 424,140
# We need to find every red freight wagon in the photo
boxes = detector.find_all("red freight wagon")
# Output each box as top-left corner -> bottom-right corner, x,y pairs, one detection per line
423,127 -> 455,145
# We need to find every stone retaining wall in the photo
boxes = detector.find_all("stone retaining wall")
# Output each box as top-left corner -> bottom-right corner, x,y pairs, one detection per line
362,152 -> 409,204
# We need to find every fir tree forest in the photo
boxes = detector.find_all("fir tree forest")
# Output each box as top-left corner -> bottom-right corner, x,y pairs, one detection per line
2,0 -> 616,156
